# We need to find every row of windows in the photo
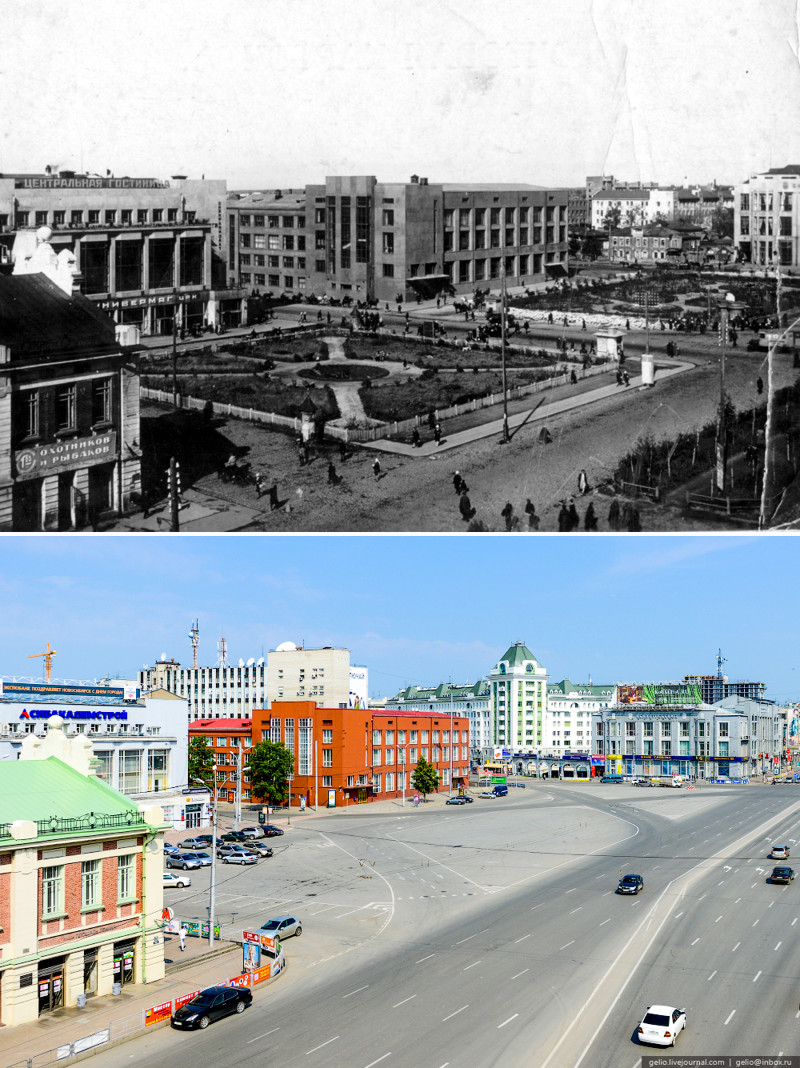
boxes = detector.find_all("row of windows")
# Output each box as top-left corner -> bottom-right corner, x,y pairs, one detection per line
240,254 -> 306,269
14,379 -> 113,445
240,273 -> 306,289
2,207 -> 192,229
740,216 -> 793,236
241,234 -> 306,251
443,206 -> 562,227
238,214 -> 305,229
371,729 -> 466,744
42,855 -> 136,915
442,253 -> 560,284
740,192 -> 794,212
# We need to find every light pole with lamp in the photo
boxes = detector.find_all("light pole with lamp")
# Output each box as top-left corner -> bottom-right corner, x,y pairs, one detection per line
191,774 -> 218,948
714,292 -> 743,495
499,263 -> 509,444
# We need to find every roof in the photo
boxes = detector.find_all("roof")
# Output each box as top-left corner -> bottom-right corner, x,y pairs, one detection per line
190,718 -> 252,731
390,680 -> 489,702
496,642 -> 543,670
0,273 -> 118,360
441,183 -> 551,192
372,709 -> 469,721
593,189 -> 650,201
0,756 -> 143,830
765,165 -> 800,176
549,679 -> 615,697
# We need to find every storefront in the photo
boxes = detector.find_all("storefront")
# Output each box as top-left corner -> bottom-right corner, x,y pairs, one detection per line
112,939 -> 136,988
37,956 -> 65,1014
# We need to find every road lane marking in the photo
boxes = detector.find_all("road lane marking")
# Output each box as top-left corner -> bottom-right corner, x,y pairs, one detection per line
732,942 -> 740,951
724,1010 -> 736,1025
752,919 -> 759,926
715,916 -> 723,923
463,961 -> 481,970
674,912 -> 684,919
442,1005 -> 468,1022
511,968 -> 529,979
248,1028 -> 280,1042
775,942 -> 782,950
570,908 -> 582,915
530,904 -> 543,910
415,954 -> 435,963
565,888 -> 577,894
498,1014 -> 519,1028
560,940 -> 575,950
343,986 -> 369,998
454,929 -> 488,945
707,971 -> 717,981
514,934 -> 531,943
599,919 -> 610,926
393,996 -> 416,1008
753,971 -> 762,982
793,918 -> 798,926
307,1036 -> 339,1054
691,938 -> 700,946
363,1055 -> 391,1068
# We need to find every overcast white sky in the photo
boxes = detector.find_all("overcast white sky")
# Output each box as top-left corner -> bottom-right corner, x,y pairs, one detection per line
3,0 -> 798,190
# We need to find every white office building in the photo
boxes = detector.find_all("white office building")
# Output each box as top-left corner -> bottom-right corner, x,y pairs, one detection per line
139,656 -> 267,721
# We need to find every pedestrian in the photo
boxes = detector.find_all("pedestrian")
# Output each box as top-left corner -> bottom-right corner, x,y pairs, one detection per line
434,423 -> 442,446
453,471 -> 464,494
524,499 -> 539,530
326,311 -> 332,324
427,409 -> 437,430
625,319 -> 630,330
298,445 -> 306,467
548,311 -> 554,325
501,501 -> 514,531
254,471 -> 265,498
557,501 -> 570,532
317,309 -> 323,321
628,506 -> 641,532
372,458 -> 381,480
570,369 -> 578,385
269,483 -> 279,511
339,440 -> 348,462
327,462 -> 339,486
584,502 -> 598,531
581,318 -> 586,331
179,925 -> 187,952
436,297 -> 441,309
577,469 -> 589,495
622,369 -> 630,387
608,499 -> 620,531
459,490 -> 475,522
568,499 -> 580,531
303,441 -> 311,464
411,427 -> 421,448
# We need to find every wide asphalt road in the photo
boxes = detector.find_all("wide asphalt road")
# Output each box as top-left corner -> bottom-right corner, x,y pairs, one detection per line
91,784 -> 800,1068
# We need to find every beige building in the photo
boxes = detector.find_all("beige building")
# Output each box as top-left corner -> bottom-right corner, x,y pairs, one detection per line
0,717 -> 166,1026
267,643 -> 368,708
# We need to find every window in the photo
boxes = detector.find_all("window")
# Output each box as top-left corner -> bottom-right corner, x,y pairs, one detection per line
117,854 -> 135,900
283,256 -> 294,267
54,210 -> 65,225
22,391 -> 39,439
254,254 -> 265,267
283,235 -> 294,251
322,749 -> 333,767
382,263 -> 394,277
42,865 -> 64,916
268,255 -> 279,267
253,214 -> 265,227
81,859 -> 101,908
241,234 -> 251,248
322,775 -> 333,787
323,729 -> 333,743
718,722 -> 729,737
409,748 -> 417,762
372,748 -> 381,765
718,741 -> 729,757
240,214 -> 251,227
383,232 -> 394,254
92,379 -> 112,425
152,209 -> 163,223
254,234 -> 266,249
35,210 -> 48,227
56,385 -> 77,432
382,209 -> 394,226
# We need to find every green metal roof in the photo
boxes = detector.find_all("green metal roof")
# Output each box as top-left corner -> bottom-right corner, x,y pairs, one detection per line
549,679 -> 615,697
497,643 -> 542,670
0,757 -> 147,840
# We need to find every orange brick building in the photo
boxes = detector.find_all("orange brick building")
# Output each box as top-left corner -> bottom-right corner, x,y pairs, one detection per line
251,701 -> 469,808
188,718 -> 253,802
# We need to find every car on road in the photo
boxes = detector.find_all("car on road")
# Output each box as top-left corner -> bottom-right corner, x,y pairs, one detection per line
770,865 -> 795,884
633,778 -> 655,787
459,794 -> 474,802
479,791 -> 497,798
446,796 -> 467,805
171,985 -> 252,1030
163,871 -> 191,888
637,1005 -> 686,1047
166,852 -> 204,871
771,844 -> 790,859
259,915 -> 302,940
179,837 -> 212,850
617,873 -> 644,895
220,847 -> 259,865
261,824 -> 285,837
244,840 -> 274,857
601,774 -> 625,783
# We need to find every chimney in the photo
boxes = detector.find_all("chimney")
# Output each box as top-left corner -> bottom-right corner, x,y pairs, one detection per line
420,177 -> 428,186
410,174 -> 419,184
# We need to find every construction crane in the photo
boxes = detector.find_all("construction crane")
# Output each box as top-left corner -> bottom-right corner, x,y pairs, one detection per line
189,619 -> 200,669
28,642 -> 57,682
716,648 -> 727,678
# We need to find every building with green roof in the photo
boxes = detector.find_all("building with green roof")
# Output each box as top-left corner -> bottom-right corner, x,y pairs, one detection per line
386,680 -> 490,755
489,642 -> 548,751
0,717 -> 167,1026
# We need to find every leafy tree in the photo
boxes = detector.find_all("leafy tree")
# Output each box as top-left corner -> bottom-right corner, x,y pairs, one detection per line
188,735 -> 215,787
247,741 -> 295,804
411,757 -> 441,801
602,205 -> 622,232
582,231 -> 604,260
710,206 -> 734,240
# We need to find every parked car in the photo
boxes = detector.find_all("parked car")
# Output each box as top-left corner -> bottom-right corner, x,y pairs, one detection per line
617,873 -> 644,895
180,851 -> 212,867
446,796 -> 467,805
771,844 -> 790,859
221,848 -> 259,865
637,1005 -> 686,1047
166,852 -> 203,871
261,825 -> 285,837
179,837 -> 212,850
163,843 -> 180,856
217,842 -> 254,858
171,985 -> 252,1030
508,782 -> 527,788
163,871 -> 191,889
259,915 -> 301,940
245,840 -> 274,857
239,826 -> 265,839
601,775 -> 624,784
770,865 -> 795,884
219,831 -> 249,844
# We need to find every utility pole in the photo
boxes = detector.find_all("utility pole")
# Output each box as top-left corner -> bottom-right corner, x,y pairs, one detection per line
314,739 -> 318,811
171,293 -> 179,409
168,457 -> 180,532
234,739 -> 242,830
499,264 -> 509,444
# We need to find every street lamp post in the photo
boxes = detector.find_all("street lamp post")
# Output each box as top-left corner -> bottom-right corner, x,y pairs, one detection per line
715,293 -> 740,495
499,265 -> 509,444
191,774 -> 217,949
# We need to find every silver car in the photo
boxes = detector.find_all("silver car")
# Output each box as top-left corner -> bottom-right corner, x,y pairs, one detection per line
166,852 -> 203,871
258,915 -> 302,939
221,848 -> 259,865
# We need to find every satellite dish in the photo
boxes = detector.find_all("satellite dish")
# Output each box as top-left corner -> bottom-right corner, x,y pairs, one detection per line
257,657 -> 265,665
160,653 -> 167,662
247,657 -> 255,666
276,641 -> 298,652
238,658 -> 245,667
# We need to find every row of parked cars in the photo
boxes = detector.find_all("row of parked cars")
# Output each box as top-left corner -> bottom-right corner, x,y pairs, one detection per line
163,825 -> 285,874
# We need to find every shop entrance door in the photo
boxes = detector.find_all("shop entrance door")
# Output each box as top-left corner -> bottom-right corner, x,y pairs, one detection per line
83,948 -> 98,996
38,959 -> 65,1014
112,944 -> 135,987
58,471 -> 75,530
185,803 -> 201,829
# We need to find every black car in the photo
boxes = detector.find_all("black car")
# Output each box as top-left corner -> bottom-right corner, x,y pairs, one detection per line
617,873 -> 644,895
770,866 -> 795,884
262,824 -> 285,837
220,831 -> 249,843
171,985 -> 252,1030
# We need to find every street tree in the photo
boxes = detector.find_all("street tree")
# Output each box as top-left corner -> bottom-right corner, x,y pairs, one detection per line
188,735 -> 215,787
411,757 -> 440,801
602,205 -> 622,232
247,741 -> 295,804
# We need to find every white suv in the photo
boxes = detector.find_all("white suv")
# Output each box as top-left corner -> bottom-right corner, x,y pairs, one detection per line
771,844 -> 790,859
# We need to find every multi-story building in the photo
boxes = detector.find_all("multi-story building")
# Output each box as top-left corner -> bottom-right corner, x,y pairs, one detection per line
0,716 -> 166,1026
250,700 -> 469,806
140,654 -> 267,721
734,165 -> 800,269
386,680 -> 491,756
0,264 -> 141,531
228,175 -> 570,304
488,642 -> 548,752
266,643 -> 368,708
593,692 -> 781,780
0,677 -> 196,829
0,168 -> 245,333
682,673 -> 766,704
591,188 -> 652,229
544,679 -> 616,755
189,718 -> 253,803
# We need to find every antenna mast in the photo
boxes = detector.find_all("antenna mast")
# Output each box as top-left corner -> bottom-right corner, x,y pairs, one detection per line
189,619 -> 200,669
216,633 -> 228,668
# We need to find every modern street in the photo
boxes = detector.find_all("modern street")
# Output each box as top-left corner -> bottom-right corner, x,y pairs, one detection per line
89,783 -> 800,1067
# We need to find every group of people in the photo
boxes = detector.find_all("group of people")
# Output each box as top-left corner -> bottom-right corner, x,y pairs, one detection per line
615,367 -> 630,387
608,500 -> 642,532
500,499 -> 539,531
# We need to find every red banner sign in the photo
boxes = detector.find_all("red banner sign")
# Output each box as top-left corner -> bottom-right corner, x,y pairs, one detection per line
145,1000 -> 172,1026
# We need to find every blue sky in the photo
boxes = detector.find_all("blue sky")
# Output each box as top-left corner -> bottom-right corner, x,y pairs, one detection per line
0,535 -> 797,703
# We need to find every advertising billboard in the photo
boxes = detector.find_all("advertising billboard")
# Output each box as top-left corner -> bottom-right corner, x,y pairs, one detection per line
618,682 -> 702,706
